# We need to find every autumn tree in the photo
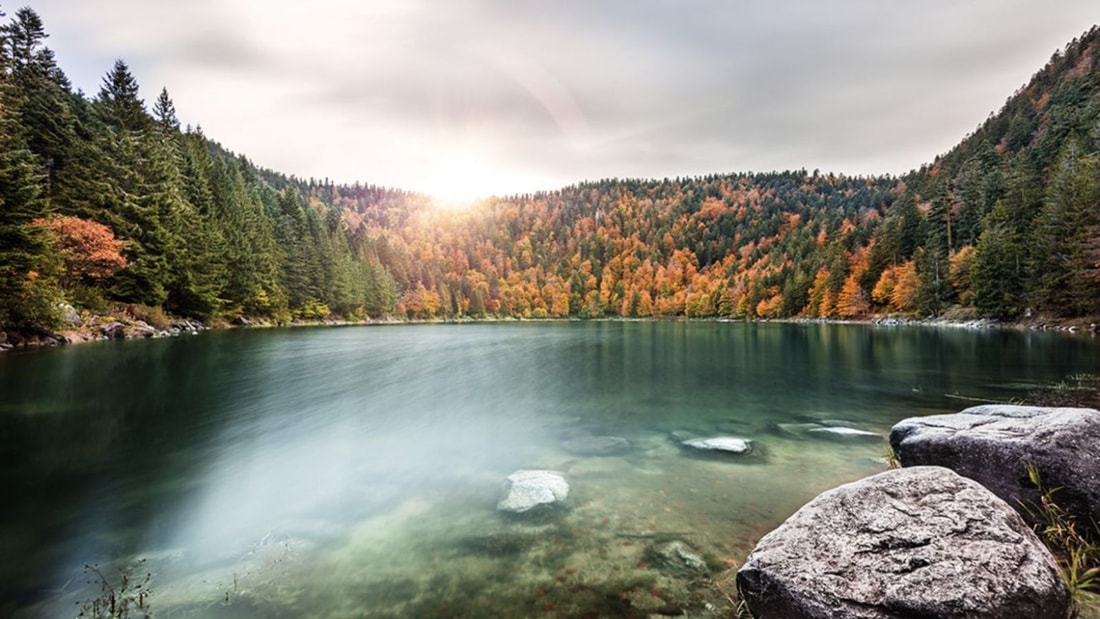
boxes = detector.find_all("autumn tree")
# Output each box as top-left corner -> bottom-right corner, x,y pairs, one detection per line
32,215 -> 126,288
837,274 -> 870,317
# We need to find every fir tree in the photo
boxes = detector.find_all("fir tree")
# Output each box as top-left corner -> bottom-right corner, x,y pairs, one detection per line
153,87 -> 179,131
97,59 -> 148,132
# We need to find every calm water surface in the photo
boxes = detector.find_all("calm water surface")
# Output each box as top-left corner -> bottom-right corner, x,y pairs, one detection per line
2,322 -> 1098,617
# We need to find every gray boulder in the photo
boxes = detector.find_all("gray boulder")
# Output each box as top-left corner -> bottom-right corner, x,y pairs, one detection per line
736,466 -> 1068,619
497,470 -> 569,514
57,303 -> 81,326
891,405 -> 1100,527
561,435 -> 631,456
101,322 -> 126,340
130,321 -> 158,338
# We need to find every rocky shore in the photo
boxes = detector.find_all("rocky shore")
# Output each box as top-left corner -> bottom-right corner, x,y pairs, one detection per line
5,306 -> 1097,355
734,404 -> 1100,618
0,306 -> 210,352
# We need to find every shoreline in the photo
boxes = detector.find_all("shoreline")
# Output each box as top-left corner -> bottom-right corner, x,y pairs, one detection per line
2,310 -> 1096,354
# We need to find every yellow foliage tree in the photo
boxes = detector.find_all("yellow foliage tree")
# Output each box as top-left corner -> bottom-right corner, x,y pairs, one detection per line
890,261 -> 921,313
837,274 -> 870,318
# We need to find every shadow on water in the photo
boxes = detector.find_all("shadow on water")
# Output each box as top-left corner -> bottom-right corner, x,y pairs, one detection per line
1,322 -> 1098,617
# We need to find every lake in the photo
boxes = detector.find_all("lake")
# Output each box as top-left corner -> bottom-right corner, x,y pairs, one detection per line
3,322 -> 1098,617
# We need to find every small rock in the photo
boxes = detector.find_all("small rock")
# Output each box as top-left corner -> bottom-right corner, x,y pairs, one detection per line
497,470 -> 569,514
681,436 -> 752,455
561,435 -> 631,456
650,540 -> 708,576
131,324 -> 157,338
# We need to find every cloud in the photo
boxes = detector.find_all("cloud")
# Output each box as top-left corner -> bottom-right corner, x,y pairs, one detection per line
25,0 -> 1100,195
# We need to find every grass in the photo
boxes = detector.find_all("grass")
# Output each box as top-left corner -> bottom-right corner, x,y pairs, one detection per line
77,559 -> 152,619
1019,464 -> 1100,617
883,445 -> 901,469
1025,374 -> 1100,409
1022,374 -> 1100,618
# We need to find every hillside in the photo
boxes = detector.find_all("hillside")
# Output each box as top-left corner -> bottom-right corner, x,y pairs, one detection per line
1,7 -> 1098,332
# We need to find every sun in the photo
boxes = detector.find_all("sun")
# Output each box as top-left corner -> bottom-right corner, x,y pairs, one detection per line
422,152 -> 498,210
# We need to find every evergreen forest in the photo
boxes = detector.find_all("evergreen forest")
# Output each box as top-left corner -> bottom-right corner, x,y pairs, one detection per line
2,6 -> 1099,332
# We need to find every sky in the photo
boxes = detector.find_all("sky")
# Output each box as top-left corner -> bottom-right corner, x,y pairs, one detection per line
26,0 -> 1100,204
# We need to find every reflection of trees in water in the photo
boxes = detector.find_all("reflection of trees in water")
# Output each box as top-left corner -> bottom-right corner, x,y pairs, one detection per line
2,324 -> 1099,617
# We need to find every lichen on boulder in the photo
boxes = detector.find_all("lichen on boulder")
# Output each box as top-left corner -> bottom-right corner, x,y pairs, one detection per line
891,404 -> 1100,528
736,466 -> 1069,619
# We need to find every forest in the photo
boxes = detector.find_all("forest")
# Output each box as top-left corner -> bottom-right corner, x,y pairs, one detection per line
1,6 -> 1099,332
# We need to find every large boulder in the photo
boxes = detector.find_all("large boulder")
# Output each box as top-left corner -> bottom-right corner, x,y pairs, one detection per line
497,470 -> 569,514
891,405 -> 1100,527
736,466 -> 1068,619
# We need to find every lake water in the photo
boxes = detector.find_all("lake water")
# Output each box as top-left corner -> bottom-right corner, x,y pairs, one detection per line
2,322 -> 1098,617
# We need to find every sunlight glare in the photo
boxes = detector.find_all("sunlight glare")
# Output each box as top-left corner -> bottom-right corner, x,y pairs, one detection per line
423,152 -> 497,210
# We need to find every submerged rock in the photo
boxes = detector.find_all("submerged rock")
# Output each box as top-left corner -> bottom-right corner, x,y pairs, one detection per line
680,436 -> 752,455
773,422 -> 823,437
807,426 -> 882,441
774,421 -> 881,441
649,540 -> 708,576
736,466 -> 1068,619
497,470 -> 570,514
891,405 -> 1100,527
561,435 -> 631,456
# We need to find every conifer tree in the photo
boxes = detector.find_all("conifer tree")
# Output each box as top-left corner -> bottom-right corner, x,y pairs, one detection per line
153,87 -> 179,131
4,6 -> 45,74
1031,138 -> 1100,315
97,59 -> 148,133
0,54 -> 58,328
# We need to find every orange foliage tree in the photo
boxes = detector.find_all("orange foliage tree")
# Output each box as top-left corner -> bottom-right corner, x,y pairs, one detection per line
872,263 -> 921,313
32,215 -> 126,289
949,245 -> 977,306
837,274 -> 870,317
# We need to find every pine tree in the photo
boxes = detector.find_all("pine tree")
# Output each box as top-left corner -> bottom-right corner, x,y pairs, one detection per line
97,59 -> 148,132
971,157 -> 1040,318
972,201 -> 1027,318
0,54 -> 59,328
1031,138 -> 1100,315
4,6 -> 45,74
152,87 -> 179,131
91,61 -> 174,305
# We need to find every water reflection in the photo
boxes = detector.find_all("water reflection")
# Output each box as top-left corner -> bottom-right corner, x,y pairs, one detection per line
1,323 -> 1097,617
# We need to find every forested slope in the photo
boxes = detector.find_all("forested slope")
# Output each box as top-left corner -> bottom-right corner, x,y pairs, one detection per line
0,6 -> 404,330
1,5 -> 1098,332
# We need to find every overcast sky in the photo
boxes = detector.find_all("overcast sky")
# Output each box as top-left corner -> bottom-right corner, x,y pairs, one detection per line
26,1 -> 1100,201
